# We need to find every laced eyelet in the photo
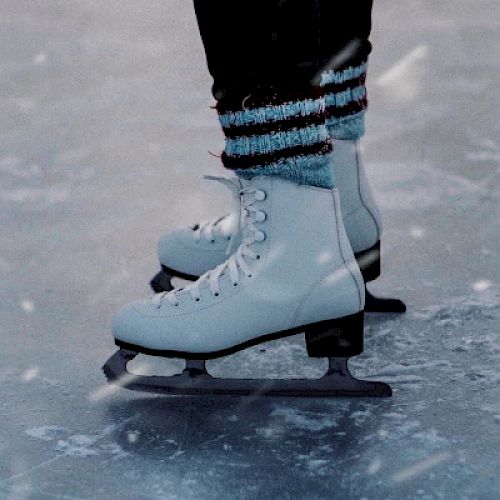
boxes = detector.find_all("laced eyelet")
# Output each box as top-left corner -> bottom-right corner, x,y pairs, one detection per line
255,211 -> 266,222
254,190 -> 266,201
247,273 -> 253,278
254,231 -> 266,242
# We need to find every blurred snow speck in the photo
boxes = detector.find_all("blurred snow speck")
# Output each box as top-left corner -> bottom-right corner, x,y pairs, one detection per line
127,431 -> 140,444
392,451 -> 452,483
410,226 -> 425,239
20,299 -> 35,314
22,367 -> 39,382
33,53 -> 47,65
87,383 -> 119,403
367,456 -> 382,475
472,280 -> 492,292
376,45 -> 429,102
317,250 -> 332,264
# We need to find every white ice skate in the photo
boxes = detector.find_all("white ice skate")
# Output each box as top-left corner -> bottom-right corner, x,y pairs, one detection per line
104,176 -> 391,397
150,140 -> 405,313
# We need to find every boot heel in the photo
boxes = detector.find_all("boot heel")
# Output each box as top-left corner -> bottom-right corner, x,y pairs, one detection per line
305,312 -> 364,358
355,241 -> 381,282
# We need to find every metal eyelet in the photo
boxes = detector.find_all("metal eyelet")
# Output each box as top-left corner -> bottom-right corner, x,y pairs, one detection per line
255,211 -> 266,222
254,231 -> 266,242
254,190 -> 266,201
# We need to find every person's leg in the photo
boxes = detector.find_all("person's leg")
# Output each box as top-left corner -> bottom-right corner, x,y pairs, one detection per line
319,0 -> 373,140
316,2 -> 404,312
319,1 -> 381,259
152,0 -> 404,312
193,0 -> 375,188
194,0 -> 325,103
194,0 -> 373,138
194,0 -> 334,188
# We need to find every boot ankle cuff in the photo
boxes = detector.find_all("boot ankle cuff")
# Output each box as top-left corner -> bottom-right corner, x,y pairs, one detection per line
217,89 -> 333,188
327,112 -> 365,140
321,61 -> 368,140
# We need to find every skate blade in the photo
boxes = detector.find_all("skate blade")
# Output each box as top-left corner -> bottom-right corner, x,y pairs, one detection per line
102,350 -> 392,398
364,289 -> 406,314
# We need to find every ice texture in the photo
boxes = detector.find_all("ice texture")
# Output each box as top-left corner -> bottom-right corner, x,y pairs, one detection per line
1,0 -> 500,499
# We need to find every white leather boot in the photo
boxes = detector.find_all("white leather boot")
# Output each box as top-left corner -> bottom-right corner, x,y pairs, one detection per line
151,139 -> 383,290
113,176 -> 365,356
332,140 -> 381,250
332,139 -> 382,282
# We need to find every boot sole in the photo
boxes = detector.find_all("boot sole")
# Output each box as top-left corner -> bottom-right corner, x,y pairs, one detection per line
116,311 -> 365,360
106,311 -> 392,397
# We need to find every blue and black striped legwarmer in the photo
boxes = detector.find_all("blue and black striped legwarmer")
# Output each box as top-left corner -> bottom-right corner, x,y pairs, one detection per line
321,61 -> 368,140
217,88 -> 334,189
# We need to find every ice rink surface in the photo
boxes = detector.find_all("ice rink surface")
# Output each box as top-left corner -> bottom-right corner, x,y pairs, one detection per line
1,1 -> 500,498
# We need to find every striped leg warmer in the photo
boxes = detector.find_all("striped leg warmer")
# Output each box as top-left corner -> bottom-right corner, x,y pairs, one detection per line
218,89 -> 334,189
321,61 -> 368,140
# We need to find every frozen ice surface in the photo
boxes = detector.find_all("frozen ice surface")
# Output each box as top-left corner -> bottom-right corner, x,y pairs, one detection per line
1,0 -> 500,499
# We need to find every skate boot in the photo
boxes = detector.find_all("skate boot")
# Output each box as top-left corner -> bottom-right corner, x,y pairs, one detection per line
150,143 -> 405,313
333,140 -> 406,313
105,177 -> 391,397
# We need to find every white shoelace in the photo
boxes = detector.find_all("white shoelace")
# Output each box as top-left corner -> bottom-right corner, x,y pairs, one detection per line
192,217 -> 226,245
153,178 -> 265,308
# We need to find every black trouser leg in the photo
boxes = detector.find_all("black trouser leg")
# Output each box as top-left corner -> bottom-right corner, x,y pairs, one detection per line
193,0 -> 374,103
